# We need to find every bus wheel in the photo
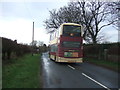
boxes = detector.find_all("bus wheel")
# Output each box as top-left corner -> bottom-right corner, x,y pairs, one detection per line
49,55 -> 51,60
54,56 -> 56,61
48,52 -> 50,58
50,55 -> 53,60
55,56 -> 58,62
54,56 -> 58,62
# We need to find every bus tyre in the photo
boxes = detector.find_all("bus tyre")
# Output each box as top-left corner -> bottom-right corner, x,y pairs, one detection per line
49,55 -> 51,60
49,54 -> 50,58
54,56 -> 56,61
54,56 -> 58,62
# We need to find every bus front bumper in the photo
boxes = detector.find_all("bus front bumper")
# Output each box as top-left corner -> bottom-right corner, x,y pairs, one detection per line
56,57 -> 83,63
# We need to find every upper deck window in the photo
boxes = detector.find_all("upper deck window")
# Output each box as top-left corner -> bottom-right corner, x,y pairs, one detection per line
63,25 -> 81,37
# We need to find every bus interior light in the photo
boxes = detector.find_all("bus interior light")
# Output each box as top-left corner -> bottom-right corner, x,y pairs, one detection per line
70,33 -> 74,36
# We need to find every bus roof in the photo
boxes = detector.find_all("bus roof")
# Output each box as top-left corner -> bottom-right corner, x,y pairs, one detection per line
61,23 -> 81,26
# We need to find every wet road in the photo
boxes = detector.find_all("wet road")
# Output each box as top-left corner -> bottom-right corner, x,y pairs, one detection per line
42,53 -> 119,89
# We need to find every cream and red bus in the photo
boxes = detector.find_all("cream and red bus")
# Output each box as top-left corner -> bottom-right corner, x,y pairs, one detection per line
49,23 -> 83,63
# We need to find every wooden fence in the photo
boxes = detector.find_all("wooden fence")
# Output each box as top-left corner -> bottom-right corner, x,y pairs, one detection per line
83,43 -> 119,62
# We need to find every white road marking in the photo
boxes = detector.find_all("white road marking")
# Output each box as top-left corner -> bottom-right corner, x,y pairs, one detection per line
68,65 -> 75,70
82,73 -> 111,90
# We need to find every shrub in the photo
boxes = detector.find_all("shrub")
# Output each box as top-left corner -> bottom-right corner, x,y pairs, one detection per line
2,37 -> 32,61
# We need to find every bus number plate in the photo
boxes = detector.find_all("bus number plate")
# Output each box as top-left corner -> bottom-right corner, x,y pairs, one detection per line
64,52 -> 78,57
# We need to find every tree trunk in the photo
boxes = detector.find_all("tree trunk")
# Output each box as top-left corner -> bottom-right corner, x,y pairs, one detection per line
7,51 -> 11,60
2,52 -> 5,60
92,37 -> 97,44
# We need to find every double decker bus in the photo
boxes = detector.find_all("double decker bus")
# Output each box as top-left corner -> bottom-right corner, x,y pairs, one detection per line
49,23 -> 83,63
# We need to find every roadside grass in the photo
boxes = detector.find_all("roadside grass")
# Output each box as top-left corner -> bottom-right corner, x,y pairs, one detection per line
83,58 -> 119,72
3,54 -> 42,88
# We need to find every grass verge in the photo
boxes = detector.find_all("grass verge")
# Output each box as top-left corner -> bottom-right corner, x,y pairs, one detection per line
3,54 -> 42,88
84,58 -> 119,73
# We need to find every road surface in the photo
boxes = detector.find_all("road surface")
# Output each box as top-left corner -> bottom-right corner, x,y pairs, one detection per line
42,53 -> 119,89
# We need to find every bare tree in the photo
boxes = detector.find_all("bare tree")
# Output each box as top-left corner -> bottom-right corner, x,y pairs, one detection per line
44,2 -> 90,41
37,41 -> 44,47
44,4 -> 83,33
77,1 -> 115,44
44,1 -> 114,44
107,1 -> 120,30
44,9 -> 60,33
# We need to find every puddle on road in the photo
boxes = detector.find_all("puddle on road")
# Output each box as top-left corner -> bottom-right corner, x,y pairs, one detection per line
42,53 -> 50,74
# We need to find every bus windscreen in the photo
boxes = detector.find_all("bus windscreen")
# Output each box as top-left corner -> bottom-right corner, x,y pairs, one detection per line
63,25 -> 81,37
62,41 -> 80,48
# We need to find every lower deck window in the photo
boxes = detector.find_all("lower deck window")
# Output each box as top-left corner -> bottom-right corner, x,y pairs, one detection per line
50,44 -> 57,52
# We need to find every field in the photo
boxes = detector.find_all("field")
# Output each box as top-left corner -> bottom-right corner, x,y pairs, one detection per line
2,54 -> 42,88
84,58 -> 119,72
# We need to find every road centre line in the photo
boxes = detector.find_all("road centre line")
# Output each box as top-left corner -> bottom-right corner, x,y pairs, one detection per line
68,65 -> 75,70
82,73 -> 110,90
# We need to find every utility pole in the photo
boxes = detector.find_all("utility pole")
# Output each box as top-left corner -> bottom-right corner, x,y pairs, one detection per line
116,7 -> 120,42
32,22 -> 34,56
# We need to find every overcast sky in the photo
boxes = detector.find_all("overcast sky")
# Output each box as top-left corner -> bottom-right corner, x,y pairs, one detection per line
0,0 -> 118,45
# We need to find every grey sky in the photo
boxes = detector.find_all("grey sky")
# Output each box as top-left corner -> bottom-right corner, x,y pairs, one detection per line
1,2 -> 68,27
0,1 -> 69,45
0,1 -> 118,45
